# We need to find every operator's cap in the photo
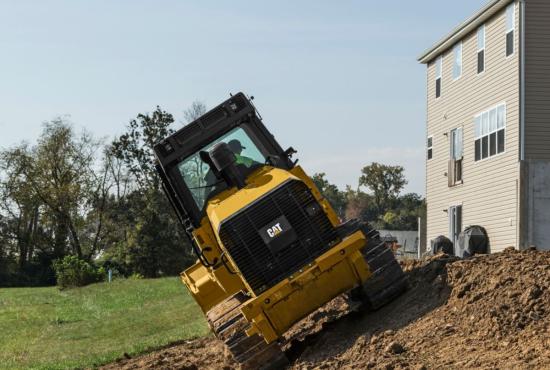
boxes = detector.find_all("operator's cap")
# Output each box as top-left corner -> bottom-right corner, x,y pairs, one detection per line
227,139 -> 246,153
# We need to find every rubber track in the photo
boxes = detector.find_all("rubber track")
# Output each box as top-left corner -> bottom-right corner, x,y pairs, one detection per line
353,225 -> 408,310
207,293 -> 288,370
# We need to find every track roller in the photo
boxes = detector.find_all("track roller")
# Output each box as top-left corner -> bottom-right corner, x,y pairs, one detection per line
207,293 -> 288,370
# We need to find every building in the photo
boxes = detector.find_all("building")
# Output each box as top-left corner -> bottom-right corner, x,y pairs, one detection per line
418,0 -> 550,253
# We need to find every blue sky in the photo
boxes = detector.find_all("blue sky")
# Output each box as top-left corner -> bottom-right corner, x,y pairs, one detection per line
0,0 -> 485,194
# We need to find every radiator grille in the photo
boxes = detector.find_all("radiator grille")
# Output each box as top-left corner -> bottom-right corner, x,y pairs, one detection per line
218,180 -> 340,294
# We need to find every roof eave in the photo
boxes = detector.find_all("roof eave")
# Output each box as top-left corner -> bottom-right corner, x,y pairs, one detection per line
417,0 -> 511,64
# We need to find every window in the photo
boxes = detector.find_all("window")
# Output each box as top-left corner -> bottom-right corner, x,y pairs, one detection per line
177,127 -> 266,209
506,3 -> 515,57
427,136 -> 433,160
449,205 -> 462,250
449,128 -> 463,186
474,104 -> 506,161
435,56 -> 442,98
453,43 -> 462,80
477,25 -> 485,73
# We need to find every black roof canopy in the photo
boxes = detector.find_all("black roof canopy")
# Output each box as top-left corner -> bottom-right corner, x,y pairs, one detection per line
154,92 -> 257,168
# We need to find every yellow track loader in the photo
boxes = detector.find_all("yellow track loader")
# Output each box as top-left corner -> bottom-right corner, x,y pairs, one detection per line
154,93 -> 406,369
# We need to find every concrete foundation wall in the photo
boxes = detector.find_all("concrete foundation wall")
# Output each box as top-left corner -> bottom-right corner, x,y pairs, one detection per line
523,161 -> 550,251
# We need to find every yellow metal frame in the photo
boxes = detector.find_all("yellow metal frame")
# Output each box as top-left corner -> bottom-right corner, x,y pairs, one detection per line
180,165 -> 371,343
240,230 -> 370,343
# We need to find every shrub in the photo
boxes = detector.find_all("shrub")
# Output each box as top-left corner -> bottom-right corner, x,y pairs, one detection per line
129,272 -> 144,280
52,256 -> 105,289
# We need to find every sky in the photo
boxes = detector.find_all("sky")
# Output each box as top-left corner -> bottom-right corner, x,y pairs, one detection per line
0,0 -> 486,195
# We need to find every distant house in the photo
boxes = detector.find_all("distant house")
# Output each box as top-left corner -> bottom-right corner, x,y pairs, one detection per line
418,0 -> 550,253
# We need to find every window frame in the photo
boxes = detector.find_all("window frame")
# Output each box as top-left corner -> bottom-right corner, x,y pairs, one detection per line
435,56 -> 443,99
453,42 -> 463,81
506,3 -> 515,57
427,136 -> 433,160
449,127 -> 463,186
477,24 -> 486,74
450,127 -> 463,160
177,126 -> 267,210
449,204 -> 463,250
474,103 -> 507,163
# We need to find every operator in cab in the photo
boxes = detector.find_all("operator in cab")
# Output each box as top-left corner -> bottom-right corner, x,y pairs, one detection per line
201,139 -> 258,201
227,139 -> 255,168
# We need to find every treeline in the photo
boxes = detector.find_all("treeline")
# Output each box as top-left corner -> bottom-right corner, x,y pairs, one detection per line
0,103 -> 424,287
0,105 -> 208,286
313,163 -> 425,231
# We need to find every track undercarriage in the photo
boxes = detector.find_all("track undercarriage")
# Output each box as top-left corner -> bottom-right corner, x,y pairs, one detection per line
207,225 -> 407,369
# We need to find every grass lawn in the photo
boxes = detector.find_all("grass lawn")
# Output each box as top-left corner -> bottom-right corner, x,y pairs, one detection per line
0,277 -> 210,369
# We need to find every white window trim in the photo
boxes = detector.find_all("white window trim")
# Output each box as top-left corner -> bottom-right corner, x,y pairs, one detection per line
449,204 -> 463,247
478,24 -> 486,51
449,127 -> 464,186
435,56 -> 443,79
427,135 -> 434,161
477,24 -> 486,75
453,42 -> 463,81
435,56 -> 443,99
450,127 -> 463,160
506,3 -> 516,32
506,3 -> 516,58
474,102 -> 507,163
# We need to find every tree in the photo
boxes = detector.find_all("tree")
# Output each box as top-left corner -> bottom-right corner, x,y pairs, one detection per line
0,144 -> 41,269
359,163 -> 407,214
312,173 -> 347,218
109,106 -> 195,277
0,119 -> 111,285
0,120 -> 107,259
29,120 -> 104,259
183,101 -> 207,123
394,193 -> 426,230
111,107 -> 175,191
0,102 -> 209,286
343,186 -> 378,222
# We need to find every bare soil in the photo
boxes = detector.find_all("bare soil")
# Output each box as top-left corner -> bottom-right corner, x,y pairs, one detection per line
102,248 -> 550,370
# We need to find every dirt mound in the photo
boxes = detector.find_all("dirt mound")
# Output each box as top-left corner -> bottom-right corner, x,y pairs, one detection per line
102,248 -> 550,370
100,337 -> 236,370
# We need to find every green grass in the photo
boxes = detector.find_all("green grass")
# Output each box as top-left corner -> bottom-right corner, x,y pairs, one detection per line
0,277 -> 210,370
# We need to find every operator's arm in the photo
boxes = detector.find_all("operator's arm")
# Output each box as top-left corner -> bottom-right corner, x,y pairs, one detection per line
236,155 -> 259,168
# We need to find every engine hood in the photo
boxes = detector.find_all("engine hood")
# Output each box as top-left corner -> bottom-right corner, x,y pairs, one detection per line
206,167 -> 299,233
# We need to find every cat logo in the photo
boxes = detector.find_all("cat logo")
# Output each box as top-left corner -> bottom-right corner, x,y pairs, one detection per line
267,223 -> 283,238
259,216 -> 296,251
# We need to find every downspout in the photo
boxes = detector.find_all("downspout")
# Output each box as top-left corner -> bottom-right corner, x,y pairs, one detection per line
519,0 -> 525,161
518,0 -> 526,250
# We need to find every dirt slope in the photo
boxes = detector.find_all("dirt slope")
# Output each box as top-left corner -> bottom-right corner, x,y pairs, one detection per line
102,248 -> 550,370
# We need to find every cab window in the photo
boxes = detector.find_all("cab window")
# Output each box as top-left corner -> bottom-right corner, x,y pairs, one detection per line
177,127 -> 266,209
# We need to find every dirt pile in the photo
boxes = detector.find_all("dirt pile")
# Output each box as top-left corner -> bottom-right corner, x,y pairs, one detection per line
290,248 -> 550,369
101,337 -> 235,370
102,248 -> 550,370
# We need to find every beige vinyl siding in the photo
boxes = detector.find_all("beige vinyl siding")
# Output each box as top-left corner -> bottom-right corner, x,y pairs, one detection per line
426,1 -> 520,252
524,0 -> 550,159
